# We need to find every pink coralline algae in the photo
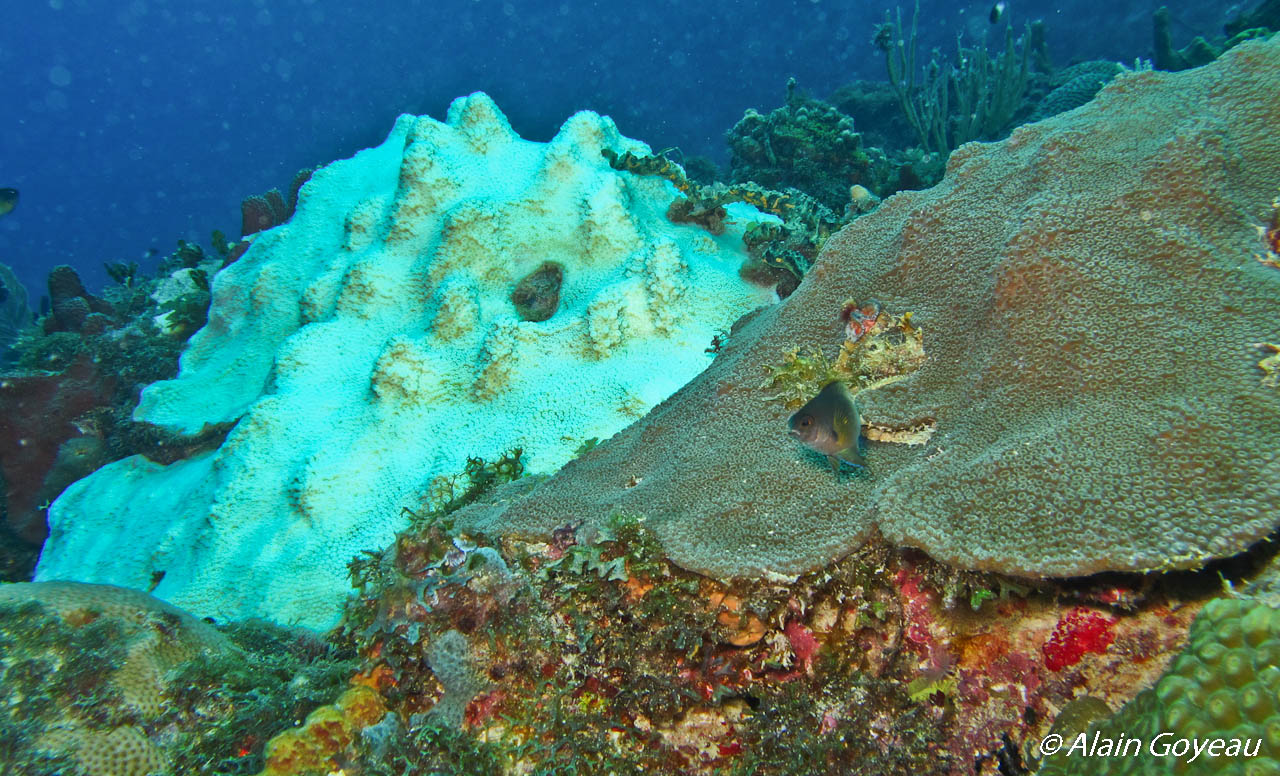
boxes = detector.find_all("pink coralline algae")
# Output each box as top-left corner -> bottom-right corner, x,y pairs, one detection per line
783,620 -> 820,672
1042,608 -> 1117,671
895,567 -> 938,654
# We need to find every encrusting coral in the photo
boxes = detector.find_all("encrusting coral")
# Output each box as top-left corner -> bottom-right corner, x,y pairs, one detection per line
254,683 -> 385,776
452,35 -> 1280,583
0,581 -> 357,776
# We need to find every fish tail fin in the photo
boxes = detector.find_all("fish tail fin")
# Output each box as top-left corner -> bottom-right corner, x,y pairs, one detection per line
838,445 -> 867,469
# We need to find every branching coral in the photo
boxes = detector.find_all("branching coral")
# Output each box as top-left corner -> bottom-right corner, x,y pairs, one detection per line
874,2 -> 1039,153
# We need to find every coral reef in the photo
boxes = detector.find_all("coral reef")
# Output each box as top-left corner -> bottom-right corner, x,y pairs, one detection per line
603,146 -> 847,297
270,508 -> 1212,775
0,581 -> 356,776
423,629 -> 487,727
43,265 -> 114,334
1038,595 -> 1280,774
873,4 -> 1045,153
828,81 -> 950,194
1226,0 -> 1280,38
15,30 -> 1280,776
240,168 -> 314,237
0,354 -> 116,546
255,683 -> 385,776
727,78 -> 870,213
451,36 -> 1280,582
241,191 -> 287,236
1027,60 -> 1121,122
0,262 -> 33,362
729,78 -> 962,206
829,79 -> 913,152
0,248 -> 217,552
36,93 -> 778,630
1153,5 -> 1275,72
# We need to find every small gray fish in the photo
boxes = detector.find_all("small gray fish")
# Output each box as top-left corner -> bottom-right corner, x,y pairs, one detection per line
788,381 -> 867,472
990,1 -> 1007,24
0,188 -> 16,217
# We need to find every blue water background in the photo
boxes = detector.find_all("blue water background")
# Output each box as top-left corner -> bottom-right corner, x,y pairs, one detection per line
0,0 -> 1229,305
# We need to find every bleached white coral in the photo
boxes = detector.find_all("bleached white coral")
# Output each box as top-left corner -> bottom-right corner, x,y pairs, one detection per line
36,93 -> 776,629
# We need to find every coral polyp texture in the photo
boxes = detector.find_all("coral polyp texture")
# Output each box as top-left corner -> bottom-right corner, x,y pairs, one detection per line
453,36 -> 1280,581
1038,596 -> 1280,775
0,580 -> 361,776
34,92 -> 776,629
0,582 -> 229,776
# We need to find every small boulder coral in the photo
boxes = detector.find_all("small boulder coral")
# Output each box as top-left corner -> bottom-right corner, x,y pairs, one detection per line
0,582 -> 230,776
0,581 -> 358,776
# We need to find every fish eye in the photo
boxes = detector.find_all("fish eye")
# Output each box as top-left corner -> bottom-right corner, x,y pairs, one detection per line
799,416 -> 813,427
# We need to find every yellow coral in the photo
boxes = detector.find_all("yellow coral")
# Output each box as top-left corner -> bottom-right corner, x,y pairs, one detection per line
257,684 -> 387,776
1258,343 -> 1280,387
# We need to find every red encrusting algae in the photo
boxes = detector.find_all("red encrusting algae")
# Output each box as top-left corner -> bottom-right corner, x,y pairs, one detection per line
1042,607 -> 1117,671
